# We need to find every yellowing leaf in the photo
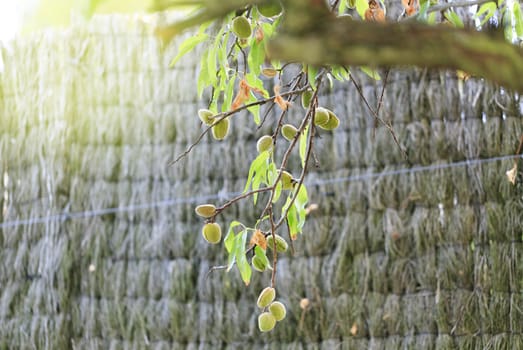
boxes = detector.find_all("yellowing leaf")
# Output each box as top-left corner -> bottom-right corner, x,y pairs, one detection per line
274,85 -> 291,111
250,229 -> 267,250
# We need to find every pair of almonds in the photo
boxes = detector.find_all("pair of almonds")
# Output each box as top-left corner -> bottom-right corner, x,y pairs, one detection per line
198,109 -> 229,140
195,204 -> 221,244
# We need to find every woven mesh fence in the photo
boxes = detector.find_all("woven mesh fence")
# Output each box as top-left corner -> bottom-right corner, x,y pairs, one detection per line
0,14 -> 522,350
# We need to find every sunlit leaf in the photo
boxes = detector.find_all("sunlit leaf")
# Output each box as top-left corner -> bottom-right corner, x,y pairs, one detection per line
284,197 -> 299,239
223,72 -> 237,112
248,33 -> 265,76
427,11 -> 437,24
416,1 -> 430,22
294,185 -> 309,232
261,21 -> 276,37
514,2 -> 523,37
299,124 -> 309,168
272,180 -> 283,203
307,65 -> 319,90
227,225 -> 245,272
254,245 -> 271,269
225,220 -> 242,253
360,66 -> 381,80
444,10 -> 464,28
169,32 -> 208,67
235,231 -> 252,285
197,49 -> 210,97
503,8 -> 514,41
207,42 -> 218,86
243,150 -> 271,193
248,103 -> 261,124
355,0 -> 368,19
330,66 -> 350,82
218,30 -> 231,67
339,0 -> 348,14
245,73 -> 269,98
474,1 -> 497,26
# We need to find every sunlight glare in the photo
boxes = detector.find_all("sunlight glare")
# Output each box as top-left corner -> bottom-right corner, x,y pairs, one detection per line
0,3 -> 22,42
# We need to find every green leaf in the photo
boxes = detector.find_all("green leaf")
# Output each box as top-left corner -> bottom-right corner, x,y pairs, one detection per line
503,7 -> 514,41
360,66 -> 381,80
514,2 -> 523,37
235,231 -> 252,285
331,66 -> 350,81
207,44 -> 218,87
243,150 -> 271,193
218,32 -> 231,68
223,72 -> 236,112
169,32 -> 208,67
197,49 -> 210,97
266,163 -> 282,203
444,10 -> 464,28
261,21 -> 275,37
268,162 -> 279,182
272,180 -> 283,203
339,0 -> 348,14
248,35 -> 265,76
294,185 -> 309,232
252,172 -> 263,204
307,65 -> 319,90
296,184 -> 308,205
245,73 -> 269,98
248,103 -> 261,125
225,221 -> 242,254
299,124 -> 309,168
254,245 -> 271,269
355,0 -> 368,19
416,0 -> 430,22
474,1 -> 497,26
427,11 -> 437,25
283,196 -> 299,239
227,226 -> 245,272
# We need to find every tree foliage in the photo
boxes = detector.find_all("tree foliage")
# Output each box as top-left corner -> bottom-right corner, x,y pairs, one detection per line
24,0 -> 523,333
157,0 -> 523,332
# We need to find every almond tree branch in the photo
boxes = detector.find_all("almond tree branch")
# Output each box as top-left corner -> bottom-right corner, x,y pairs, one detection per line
159,0 -> 523,93
349,72 -> 407,159
268,19 -> 523,93
275,108 -> 316,231
168,86 -> 310,165
427,0 -> 495,14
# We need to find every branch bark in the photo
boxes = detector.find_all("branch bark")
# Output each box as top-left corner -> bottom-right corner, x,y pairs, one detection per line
159,0 -> 523,93
268,19 -> 523,93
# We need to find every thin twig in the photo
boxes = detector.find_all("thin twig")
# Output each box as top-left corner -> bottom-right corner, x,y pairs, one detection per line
401,0 -> 495,21
513,133 -> 523,166
349,73 -> 407,160
260,76 -> 306,218
168,86 -> 309,165
330,0 -> 341,12
272,74 -> 321,231
275,110 -> 316,231
216,187 -> 274,214
376,69 -> 390,116
269,207 -> 278,288
259,80 -> 318,220
427,0 -> 494,14
373,69 -> 390,138
205,265 -> 228,281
